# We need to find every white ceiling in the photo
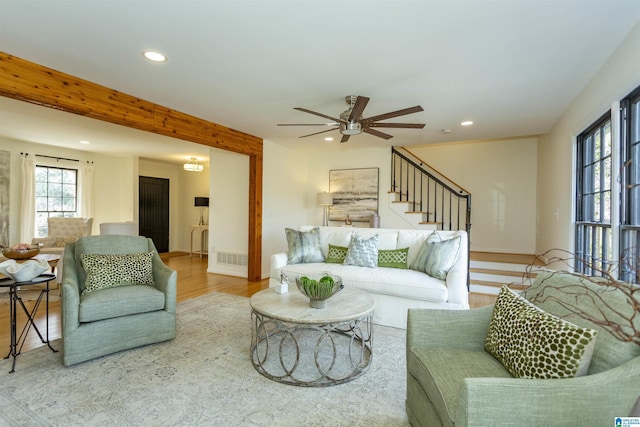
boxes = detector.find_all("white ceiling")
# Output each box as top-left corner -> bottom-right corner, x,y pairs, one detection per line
1,0 -> 639,163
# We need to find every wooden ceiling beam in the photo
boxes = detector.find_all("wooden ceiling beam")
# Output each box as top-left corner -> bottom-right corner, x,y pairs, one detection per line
0,52 -> 263,281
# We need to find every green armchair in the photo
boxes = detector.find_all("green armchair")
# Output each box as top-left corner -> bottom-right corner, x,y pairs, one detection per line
61,235 -> 177,366
406,270 -> 640,426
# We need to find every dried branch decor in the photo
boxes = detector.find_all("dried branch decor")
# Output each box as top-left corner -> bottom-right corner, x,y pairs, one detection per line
520,248 -> 639,346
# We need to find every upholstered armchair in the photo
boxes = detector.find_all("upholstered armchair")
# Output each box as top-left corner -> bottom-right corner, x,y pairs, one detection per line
32,217 -> 94,252
406,270 -> 640,426
61,235 -> 176,366
32,217 -> 93,282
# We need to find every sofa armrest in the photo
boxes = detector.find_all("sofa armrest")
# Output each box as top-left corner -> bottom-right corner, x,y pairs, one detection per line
406,305 -> 494,356
456,356 -> 640,426
61,243 -> 80,333
152,254 -> 177,314
32,236 -> 56,247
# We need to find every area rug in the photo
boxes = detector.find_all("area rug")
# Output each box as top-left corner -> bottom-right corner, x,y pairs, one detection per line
0,292 -> 409,426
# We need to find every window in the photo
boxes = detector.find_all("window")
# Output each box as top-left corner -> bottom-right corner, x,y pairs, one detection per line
35,166 -> 78,237
575,84 -> 640,281
575,113 -> 612,275
620,86 -> 640,282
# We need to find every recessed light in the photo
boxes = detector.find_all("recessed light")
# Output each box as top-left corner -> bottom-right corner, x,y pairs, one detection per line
461,120 -> 474,126
143,51 -> 167,62
324,137 -> 334,141
441,129 -> 453,134
79,140 -> 90,145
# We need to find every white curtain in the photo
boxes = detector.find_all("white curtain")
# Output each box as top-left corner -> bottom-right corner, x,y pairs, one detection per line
20,156 -> 36,243
78,162 -> 94,218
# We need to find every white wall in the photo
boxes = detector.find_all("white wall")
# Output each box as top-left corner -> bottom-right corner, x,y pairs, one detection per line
536,21 -> 640,253
409,137 -> 538,253
207,148 -> 249,276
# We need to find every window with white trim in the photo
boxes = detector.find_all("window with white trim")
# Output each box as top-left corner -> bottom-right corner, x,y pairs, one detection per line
35,165 -> 78,237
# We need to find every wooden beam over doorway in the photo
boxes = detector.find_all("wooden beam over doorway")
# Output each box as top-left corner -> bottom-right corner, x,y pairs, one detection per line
0,52 -> 263,281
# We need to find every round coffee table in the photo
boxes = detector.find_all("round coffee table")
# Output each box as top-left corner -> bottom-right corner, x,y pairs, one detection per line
250,286 -> 375,387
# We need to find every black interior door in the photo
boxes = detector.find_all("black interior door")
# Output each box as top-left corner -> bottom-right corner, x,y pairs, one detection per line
139,176 -> 170,252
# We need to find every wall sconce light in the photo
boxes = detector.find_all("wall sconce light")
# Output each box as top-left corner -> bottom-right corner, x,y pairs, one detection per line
195,197 -> 209,225
184,157 -> 204,172
317,192 -> 333,226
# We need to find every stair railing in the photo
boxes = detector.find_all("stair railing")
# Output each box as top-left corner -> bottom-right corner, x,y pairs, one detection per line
391,147 -> 472,236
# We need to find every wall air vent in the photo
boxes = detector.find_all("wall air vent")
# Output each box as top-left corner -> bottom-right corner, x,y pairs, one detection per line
216,252 -> 248,266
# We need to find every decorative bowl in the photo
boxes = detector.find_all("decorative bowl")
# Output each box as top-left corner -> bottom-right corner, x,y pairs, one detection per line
296,273 -> 344,309
0,259 -> 50,282
2,247 -> 40,260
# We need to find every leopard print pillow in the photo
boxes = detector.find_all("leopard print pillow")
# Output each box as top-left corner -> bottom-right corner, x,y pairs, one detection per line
80,252 -> 155,296
54,235 -> 80,247
485,286 -> 598,379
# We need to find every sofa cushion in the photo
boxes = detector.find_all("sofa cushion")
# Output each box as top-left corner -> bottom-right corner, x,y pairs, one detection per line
343,233 -> 379,268
285,227 -> 325,264
408,347 -> 512,426
80,251 -> 155,296
326,244 -> 348,263
79,284 -> 166,322
280,263 -> 448,302
377,247 -> 409,269
411,232 -> 461,280
485,286 -> 598,379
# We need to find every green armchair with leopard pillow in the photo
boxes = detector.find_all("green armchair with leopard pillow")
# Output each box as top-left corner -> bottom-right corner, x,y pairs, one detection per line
61,235 -> 176,366
406,270 -> 640,426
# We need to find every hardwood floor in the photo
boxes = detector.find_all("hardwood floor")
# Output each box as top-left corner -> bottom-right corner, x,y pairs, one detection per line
0,253 -> 492,359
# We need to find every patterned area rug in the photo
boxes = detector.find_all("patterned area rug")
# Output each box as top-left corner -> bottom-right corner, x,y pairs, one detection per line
0,292 -> 409,426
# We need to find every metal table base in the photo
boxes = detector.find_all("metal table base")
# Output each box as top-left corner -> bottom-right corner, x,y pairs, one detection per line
250,310 -> 373,387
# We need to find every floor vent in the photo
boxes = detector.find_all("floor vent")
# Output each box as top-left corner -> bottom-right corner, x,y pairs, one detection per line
217,252 -> 249,266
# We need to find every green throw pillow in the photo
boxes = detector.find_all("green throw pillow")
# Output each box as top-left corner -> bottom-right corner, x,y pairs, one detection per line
326,244 -> 348,263
285,227 -> 325,264
81,251 -> 155,296
411,232 -> 461,280
343,233 -> 379,268
485,286 -> 598,379
377,247 -> 409,269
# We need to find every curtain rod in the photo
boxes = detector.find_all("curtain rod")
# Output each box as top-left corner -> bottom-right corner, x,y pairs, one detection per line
34,154 -> 94,164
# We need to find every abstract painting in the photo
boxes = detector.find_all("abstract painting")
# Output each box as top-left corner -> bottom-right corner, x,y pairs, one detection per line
329,168 -> 378,222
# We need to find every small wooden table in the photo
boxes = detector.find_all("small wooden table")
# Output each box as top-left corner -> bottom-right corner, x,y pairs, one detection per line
0,273 -> 58,373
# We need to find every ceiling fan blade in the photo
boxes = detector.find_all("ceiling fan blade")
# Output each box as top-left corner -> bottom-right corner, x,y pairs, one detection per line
340,134 -> 351,143
348,96 -> 370,122
368,122 -> 425,129
299,128 -> 338,138
294,107 -> 344,124
363,127 -> 394,140
277,123 -> 339,126
363,105 -> 424,124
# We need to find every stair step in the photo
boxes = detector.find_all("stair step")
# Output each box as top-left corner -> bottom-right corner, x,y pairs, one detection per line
470,279 -> 530,291
471,251 -> 543,265
470,267 -> 527,278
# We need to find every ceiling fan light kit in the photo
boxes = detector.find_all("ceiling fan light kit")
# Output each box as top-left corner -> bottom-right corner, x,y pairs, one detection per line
278,95 -> 426,143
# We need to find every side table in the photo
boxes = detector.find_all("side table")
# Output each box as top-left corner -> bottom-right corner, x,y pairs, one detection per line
190,225 -> 209,259
1,273 -> 58,373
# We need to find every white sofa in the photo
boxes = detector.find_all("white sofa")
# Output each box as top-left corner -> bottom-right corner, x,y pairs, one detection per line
270,226 -> 469,329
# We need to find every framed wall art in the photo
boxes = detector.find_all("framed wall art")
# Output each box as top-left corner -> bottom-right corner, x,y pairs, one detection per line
329,167 -> 379,222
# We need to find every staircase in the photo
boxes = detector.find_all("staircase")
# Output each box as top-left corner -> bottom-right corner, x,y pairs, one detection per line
469,251 -> 540,296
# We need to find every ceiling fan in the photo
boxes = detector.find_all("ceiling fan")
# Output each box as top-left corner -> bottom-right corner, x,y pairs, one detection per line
278,95 -> 426,143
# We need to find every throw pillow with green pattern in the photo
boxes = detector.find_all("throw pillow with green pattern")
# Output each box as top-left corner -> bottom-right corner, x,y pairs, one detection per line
485,286 -> 598,379
377,247 -> 409,269
326,244 -> 348,263
81,251 -> 155,296
285,227 -> 325,264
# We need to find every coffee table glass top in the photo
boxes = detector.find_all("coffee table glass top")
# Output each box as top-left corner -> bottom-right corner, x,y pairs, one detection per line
250,286 -> 375,324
